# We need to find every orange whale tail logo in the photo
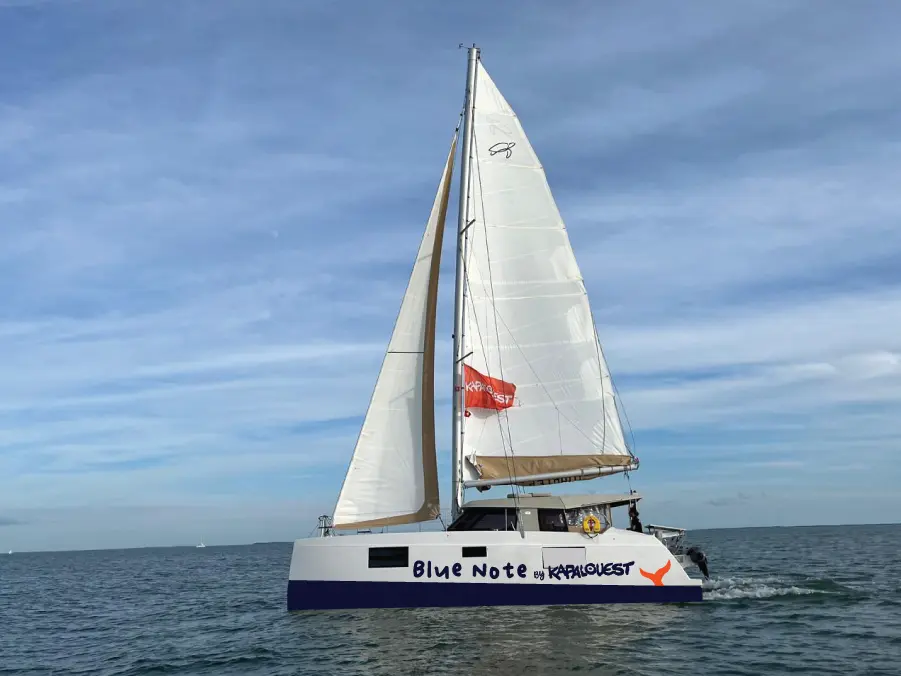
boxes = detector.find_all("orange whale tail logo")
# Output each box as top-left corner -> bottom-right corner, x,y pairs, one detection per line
639,560 -> 672,586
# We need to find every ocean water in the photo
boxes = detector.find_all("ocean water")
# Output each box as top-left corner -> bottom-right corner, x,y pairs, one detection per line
2,524 -> 899,675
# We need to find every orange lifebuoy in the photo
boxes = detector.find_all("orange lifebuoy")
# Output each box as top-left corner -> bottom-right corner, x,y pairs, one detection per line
582,515 -> 602,534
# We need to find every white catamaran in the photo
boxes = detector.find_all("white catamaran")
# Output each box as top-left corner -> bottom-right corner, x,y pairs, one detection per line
287,46 -> 709,611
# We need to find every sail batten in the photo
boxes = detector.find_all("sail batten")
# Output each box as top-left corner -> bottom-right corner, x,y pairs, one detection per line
331,136 -> 457,529
459,62 -> 632,487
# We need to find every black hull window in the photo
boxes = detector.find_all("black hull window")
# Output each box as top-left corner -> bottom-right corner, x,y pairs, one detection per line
368,546 -> 409,568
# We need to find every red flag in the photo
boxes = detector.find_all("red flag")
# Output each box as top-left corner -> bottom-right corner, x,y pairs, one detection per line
464,364 -> 516,410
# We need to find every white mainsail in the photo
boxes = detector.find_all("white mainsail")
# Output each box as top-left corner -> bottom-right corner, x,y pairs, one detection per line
460,63 -> 633,485
332,137 -> 457,528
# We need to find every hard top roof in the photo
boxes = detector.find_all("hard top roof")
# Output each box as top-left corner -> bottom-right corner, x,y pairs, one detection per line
462,492 -> 641,511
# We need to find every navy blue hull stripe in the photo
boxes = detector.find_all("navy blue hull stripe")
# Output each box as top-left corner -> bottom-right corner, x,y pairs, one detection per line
287,579 -> 702,611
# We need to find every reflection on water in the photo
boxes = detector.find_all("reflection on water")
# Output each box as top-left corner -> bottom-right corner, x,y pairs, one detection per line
291,603 -> 683,674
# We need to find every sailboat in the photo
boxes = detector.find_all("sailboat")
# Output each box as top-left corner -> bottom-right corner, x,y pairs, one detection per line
287,46 -> 709,611
196,538 -> 206,548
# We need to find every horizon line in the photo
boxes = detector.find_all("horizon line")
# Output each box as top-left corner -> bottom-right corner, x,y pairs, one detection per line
5,521 -> 900,554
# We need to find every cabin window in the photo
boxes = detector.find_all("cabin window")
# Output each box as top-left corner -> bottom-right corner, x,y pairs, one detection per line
368,546 -> 409,568
448,508 -> 518,532
462,546 -> 487,558
538,509 -> 568,532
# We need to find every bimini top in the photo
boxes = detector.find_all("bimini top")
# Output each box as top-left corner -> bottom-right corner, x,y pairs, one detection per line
462,493 -> 641,511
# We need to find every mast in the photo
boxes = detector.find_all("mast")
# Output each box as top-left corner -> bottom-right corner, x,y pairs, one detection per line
451,44 -> 479,522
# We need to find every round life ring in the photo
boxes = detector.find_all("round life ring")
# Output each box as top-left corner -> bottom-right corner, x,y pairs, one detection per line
582,514 -> 602,534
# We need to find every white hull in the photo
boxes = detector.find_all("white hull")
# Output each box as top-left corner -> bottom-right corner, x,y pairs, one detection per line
287,528 -> 703,610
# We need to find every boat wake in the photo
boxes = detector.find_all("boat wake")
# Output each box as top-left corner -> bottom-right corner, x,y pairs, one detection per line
702,575 -> 846,601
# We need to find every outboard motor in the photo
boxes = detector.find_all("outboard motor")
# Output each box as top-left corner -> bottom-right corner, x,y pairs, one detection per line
686,546 -> 710,580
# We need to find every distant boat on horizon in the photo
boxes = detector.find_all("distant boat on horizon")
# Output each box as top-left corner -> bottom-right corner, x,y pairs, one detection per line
196,539 -> 206,548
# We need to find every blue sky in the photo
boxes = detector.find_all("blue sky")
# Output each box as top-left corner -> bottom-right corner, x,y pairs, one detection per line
2,0 -> 900,551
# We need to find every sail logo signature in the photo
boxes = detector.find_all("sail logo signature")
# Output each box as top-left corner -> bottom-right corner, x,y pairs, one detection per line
488,141 -> 516,159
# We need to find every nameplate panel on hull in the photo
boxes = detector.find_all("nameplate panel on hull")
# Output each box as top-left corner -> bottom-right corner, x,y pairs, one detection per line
287,533 -> 697,588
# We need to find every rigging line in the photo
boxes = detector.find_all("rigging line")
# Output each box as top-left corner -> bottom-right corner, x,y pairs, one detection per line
558,410 -> 563,455
452,90 -> 473,518
608,354 -> 637,459
468,132 -> 624,488
593,311 -> 637,459
489,307 -> 611,452
460,213 -> 519,488
465,143 -> 613,457
461,271 -> 502,430
467,121 -> 621,465
587,304 -> 636,461
587,302 -> 636,459
622,463 -> 635,505
463,262 -> 520,493
470,127 -> 523,507
455,106 -> 486,513
453,125 -> 472,512
586,306 -> 609,458
468,178 -> 611,456
459,178 -> 522,526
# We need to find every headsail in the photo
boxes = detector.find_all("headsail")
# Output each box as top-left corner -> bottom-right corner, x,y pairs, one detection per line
460,63 -> 634,487
332,136 -> 457,528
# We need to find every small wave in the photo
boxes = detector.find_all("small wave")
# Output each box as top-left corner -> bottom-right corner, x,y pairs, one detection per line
702,576 -> 840,601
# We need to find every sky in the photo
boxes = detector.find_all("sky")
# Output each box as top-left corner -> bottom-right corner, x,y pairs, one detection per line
1,0 -> 900,552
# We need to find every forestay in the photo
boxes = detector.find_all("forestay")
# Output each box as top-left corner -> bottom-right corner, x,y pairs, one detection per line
460,64 -> 632,484
332,137 -> 457,528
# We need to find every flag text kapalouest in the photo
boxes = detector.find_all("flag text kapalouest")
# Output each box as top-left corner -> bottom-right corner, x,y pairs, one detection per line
463,364 -> 516,410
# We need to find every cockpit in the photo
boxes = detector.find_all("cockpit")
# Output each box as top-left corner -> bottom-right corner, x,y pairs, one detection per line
447,492 -> 641,533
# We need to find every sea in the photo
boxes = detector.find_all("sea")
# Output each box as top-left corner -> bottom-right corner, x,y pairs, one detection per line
2,524 -> 899,675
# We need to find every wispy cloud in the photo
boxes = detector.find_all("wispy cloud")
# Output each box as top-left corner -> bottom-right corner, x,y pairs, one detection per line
707,492 -> 761,508
1,0 -> 900,550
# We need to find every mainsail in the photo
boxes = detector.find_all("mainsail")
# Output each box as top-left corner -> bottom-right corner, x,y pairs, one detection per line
459,63 -> 634,487
332,137 -> 457,528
